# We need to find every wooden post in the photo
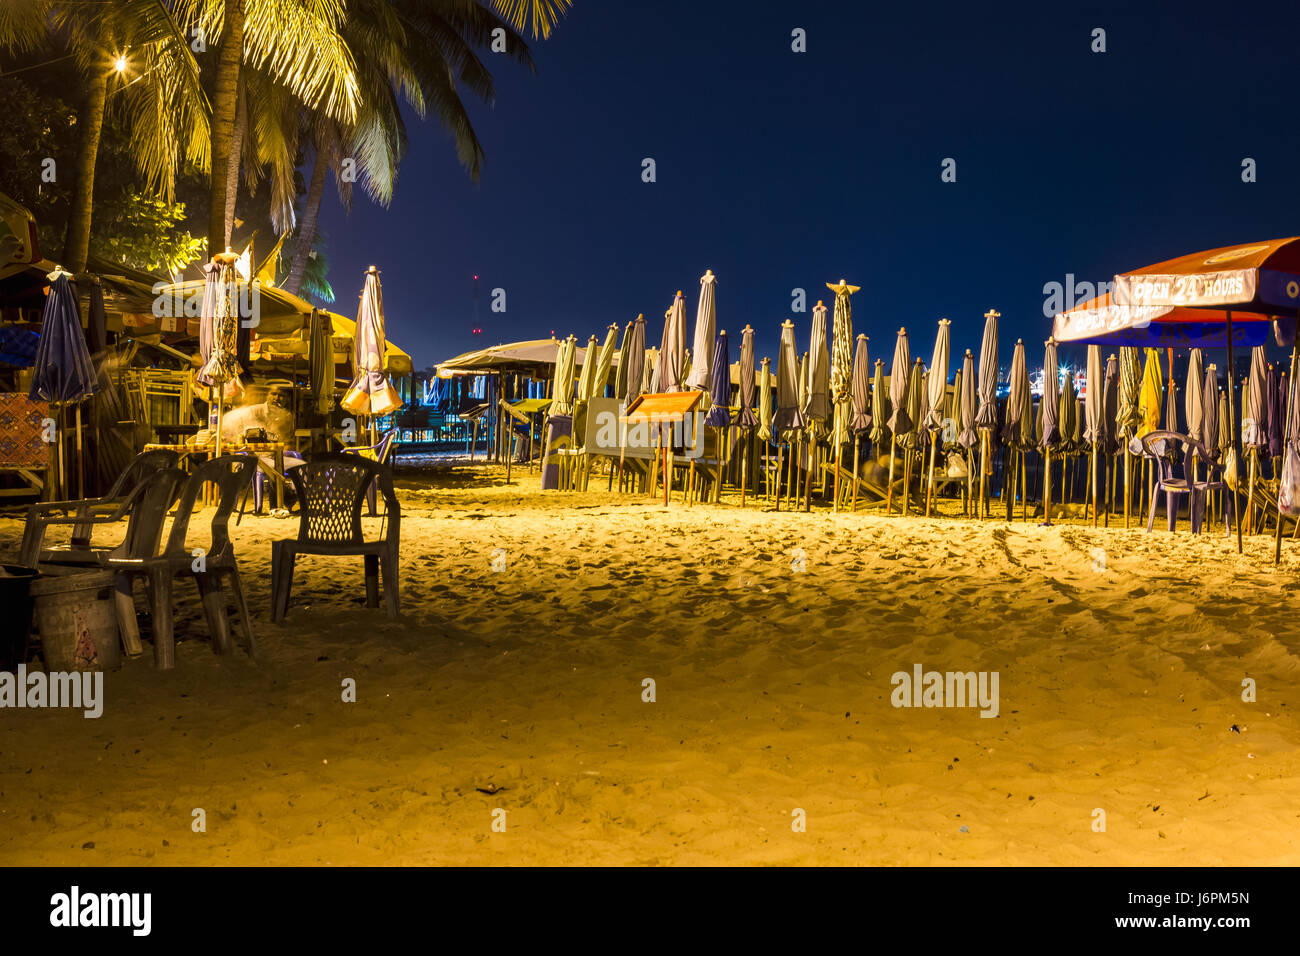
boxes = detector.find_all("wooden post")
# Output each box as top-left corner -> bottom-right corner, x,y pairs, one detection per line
978,430 -> 989,518
886,441 -> 897,515
850,436 -> 861,512
1275,343 -> 1298,563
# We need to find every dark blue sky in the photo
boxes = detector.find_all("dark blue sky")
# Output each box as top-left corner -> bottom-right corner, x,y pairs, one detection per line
319,0 -> 1299,372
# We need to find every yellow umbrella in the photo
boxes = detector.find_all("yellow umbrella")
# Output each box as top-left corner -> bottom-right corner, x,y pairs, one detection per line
1137,346 -> 1163,438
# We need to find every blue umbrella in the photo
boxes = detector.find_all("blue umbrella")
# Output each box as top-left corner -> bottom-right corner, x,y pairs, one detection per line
31,271 -> 97,499
704,332 -> 731,427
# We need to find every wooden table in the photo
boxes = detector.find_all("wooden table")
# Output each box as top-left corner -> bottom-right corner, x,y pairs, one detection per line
145,441 -> 289,509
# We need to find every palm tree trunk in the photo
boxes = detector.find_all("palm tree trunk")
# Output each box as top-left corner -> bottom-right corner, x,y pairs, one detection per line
284,149 -> 328,295
223,73 -> 247,250
61,69 -> 108,273
207,0 -> 245,257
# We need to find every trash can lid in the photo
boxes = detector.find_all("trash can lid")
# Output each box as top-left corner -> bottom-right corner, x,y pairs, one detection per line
29,569 -> 117,597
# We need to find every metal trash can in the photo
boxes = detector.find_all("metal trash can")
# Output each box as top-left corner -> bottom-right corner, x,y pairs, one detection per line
29,570 -> 121,672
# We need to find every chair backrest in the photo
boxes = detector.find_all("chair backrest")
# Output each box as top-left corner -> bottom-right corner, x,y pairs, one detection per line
117,467 -> 189,560
164,454 -> 256,559
288,453 -> 400,548
106,449 -> 181,500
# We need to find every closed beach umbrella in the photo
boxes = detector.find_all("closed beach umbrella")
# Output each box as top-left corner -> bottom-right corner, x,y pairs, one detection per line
976,309 -> 999,429
614,320 -> 633,401
900,357 -> 925,450
31,271 -> 97,405
1116,346 -> 1142,443
1002,339 -> 1028,447
308,309 -> 334,414
686,270 -> 717,390
925,318 -> 951,431
1059,368 -> 1078,450
1218,388 -> 1231,459
958,349 -> 977,448
624,316 -> 645,407
551,336 -> 577,416
592,324 -> 618,399
659,293 -> 687,392
850,334 -> 872,433
737,326 -> 759,428
1084,344 -> 1103,446
804,301 -> 831,433
870,359 -> 887,447
1101,354 -> 1119,455
1202,365 -> 1219,459
576,334 -> 598,404
1041,339 -> 1060,449
1165,378 -> 1179,434
1137,347 -> 1163,439
1185,348 -> 1205,444
886,328 -> 912,435
342,266 -> 400,416
196,257 -> 243,397
772,320 -> 805,434
1244,345 -> 1268,448
644,346 -> 659,394
828,280 -> 858,448
758,356 -> 773,442
1268,365 -> 1284,460
704,332 -> 731,427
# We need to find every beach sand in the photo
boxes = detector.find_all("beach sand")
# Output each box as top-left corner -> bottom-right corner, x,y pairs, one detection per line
1,461 -> 1297,865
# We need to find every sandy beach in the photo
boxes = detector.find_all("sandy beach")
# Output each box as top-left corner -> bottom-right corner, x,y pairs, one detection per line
0,461 -> 1297,866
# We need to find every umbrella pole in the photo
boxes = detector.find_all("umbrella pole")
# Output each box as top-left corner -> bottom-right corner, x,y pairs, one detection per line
1091,446 -> 1099,528
1275,344 -> 1299,563
1123,448 -> 1131,528
774,442 -> 785,512
1043,448 -> 1052,525
925,434 -> 936,516
833,441 -> 842,513
1247,450 -> 1258,535
740,433 -> 748,508
886,442 -> 897,515
1226,312 -> 1243,552
1021,451 -> 1028,522
804,438 -> 814,512
851,436 -> 860,512
979,431 -> 989,518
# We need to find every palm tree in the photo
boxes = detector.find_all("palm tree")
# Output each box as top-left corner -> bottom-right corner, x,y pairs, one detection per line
281,0 -> 570,296
1,0 -> 209,273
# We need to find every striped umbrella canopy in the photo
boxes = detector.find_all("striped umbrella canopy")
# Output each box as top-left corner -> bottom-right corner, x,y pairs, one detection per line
1084,344 -> 1103,447
342,266 -> 400,416
850,334 -> 872,433
958,349 -> 977,448
1136,347 -> 1163,439
308,309 -> 334,413
685,270 -> 718,390
975,309 -> 1000,429
804,301 -> 831,435
758,356 -> 773,442
900,357 -> 925,450
196,258 -> 244,399
30,272 -> 97,404
772,320 -> 805,434
1243,345 -> 1268,448
704,332 -> 732,427
828,280 -> 858,447
1102,353 -> 1119,455
624,316 -> 646,407
1185,348 -> 1205,444
551,336 -> 577,416
1268,364 -> 1284,459
925,318 -> 951,431
1002,339 -> 1028,447
591,324 -> 619,400
1202,365 -> 1219,459
1041,339 -> 1061,448
659,293 -> 687,392
737,326 -> 759,429
614,320 -> 633,401
1115,346 -> 1142,442
886,328 -> 912,435
870,359 -> 887,446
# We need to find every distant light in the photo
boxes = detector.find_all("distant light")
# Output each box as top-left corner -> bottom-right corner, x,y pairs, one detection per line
473,274 -> 479,280
114,55 -> 128,73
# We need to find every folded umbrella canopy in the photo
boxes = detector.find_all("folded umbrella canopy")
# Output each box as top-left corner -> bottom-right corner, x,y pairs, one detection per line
1268,364 -> 1284,460
958,349 -> 977,449
850,334 -> 872,434
308,309 -> 334,415
686,270 -> 717,391
659,293 -> 687,393
772,320 -> 805,434
196,257 -> 244,399
575,334 -> 598,406
870,359 -> 887,448
551,336 -> 577,416
1002,339 -> 1028,448
737,326 -> 759,429
1202,365 -> 1220,460
1185,348 -> 1205,444
925,319 -> 952,432
31,270 -> 97,499
804,301 -> 831,435
342,266 -> 401,416
900,357 -> 925,451
886,328 -> 912,435
975,309 -> 999,429
1084,345 -> 1103,447
1041,339 -> 1061,449
1243,345 -> 1269,448
704,332 -> 731,427
644,346 -> 659,394
1137,347 -> 1164,439
593,325 -> 618,398
827,280 -> 858,450
624,315 -> 645,408
614,320 -> 633,402
758,356 -> 773,443
1116,346 -> 1142,445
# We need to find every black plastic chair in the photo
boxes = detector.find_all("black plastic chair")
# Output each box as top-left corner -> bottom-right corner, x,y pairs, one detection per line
19,449 -> 180,567
101,455 -> 257,670
270,454 -> 400,622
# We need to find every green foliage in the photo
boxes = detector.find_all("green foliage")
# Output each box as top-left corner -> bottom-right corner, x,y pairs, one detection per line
91,189 -> 206,275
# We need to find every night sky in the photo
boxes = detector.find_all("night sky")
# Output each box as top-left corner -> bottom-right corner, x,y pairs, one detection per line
318,0 -> 1300,372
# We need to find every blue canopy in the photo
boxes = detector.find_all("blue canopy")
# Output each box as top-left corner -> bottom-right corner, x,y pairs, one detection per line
30,273 -> 96,403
